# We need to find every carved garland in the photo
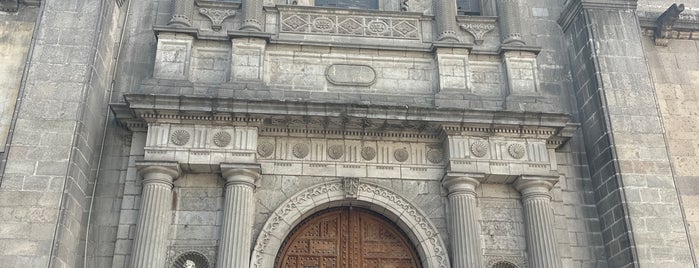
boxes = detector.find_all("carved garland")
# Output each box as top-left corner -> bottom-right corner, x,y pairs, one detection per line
250,181 -> 450,268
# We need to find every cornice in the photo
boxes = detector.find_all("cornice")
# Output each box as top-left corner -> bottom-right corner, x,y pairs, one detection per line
112,94 -> 574,145
558,0 -> 638,32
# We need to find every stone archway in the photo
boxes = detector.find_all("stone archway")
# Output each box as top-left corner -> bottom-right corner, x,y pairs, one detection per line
250,179 -> 450,268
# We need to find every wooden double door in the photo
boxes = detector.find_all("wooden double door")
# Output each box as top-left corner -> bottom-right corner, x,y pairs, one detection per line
275,207 -> 422,268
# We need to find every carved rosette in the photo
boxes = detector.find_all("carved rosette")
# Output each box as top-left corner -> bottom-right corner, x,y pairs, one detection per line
170,130 -> 191,146
199,8 -> 236,31
292,143 -> 310,159
459,23 -> 496,45
508,143 -> 526,159
470,140 -> 489,158
327,145 -> 344,160
257,142 -> 275,158
213,132 -> 232,147
394,148 -> 409,162
361,146 -> 376,161
426,148 -> 444,164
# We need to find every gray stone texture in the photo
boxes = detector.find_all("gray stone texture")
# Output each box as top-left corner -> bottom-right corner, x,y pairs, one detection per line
0,0 -> 697,267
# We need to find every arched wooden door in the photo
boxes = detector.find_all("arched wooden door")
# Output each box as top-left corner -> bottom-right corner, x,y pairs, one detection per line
275,207 -> 422,268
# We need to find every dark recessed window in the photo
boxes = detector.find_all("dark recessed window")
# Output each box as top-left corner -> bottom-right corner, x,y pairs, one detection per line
315,0 -> 379,9
457,0 -> 481,15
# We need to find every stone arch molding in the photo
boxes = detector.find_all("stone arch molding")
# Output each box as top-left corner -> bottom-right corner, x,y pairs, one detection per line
250,180 -> 451,268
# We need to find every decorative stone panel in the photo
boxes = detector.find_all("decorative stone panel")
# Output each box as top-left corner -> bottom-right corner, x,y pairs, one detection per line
144,123 -> 258,172
154,33 -> 193,80
279,6 -> 420,40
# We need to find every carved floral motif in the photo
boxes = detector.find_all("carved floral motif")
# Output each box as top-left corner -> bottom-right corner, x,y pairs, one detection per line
257,142 -> 275,158
281,11 -> 419,39
426,148 -> 444,164
199,8 -> 236,31
170,130 -> 191,146
212,131 -> 231,147
471,140 -> 489,157
327,144 -> 344,160
361,146 -> 376,161
292,143 -> 310,159
394,148 -> 409,162
459,23 -> 496,45
508,143 -> 525,159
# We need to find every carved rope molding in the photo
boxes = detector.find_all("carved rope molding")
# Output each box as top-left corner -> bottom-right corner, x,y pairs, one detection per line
250,181 -> 450,268
199,7 -> 236,31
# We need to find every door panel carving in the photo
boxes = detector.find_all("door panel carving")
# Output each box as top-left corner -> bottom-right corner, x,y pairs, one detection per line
276,208 -> 421,268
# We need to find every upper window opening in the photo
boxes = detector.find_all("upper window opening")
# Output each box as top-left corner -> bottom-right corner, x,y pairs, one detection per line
457,0 -> 481,15
315,0 -> 379,9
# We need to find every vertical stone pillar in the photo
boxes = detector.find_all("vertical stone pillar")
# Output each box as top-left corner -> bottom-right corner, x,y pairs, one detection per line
442,174 -> 484,268
514,176 -> 561,268
241,0 -> 264,31
496,0 -> 525,45
131,162 -> 181,268
217,163 -> 261,268
169,0 -> 195,27
433,0 -> 459,41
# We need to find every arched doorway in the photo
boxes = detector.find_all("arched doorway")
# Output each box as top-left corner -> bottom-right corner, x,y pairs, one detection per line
275,207 -> 422,268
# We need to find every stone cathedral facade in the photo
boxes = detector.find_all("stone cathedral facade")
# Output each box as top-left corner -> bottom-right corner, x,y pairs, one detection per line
1,0 -> 699,267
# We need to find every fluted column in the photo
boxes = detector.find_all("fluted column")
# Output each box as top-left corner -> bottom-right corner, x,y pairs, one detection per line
433,0 -> 459,41
169,0 -> 195,27
217,163 -> 261,268
240,0 -> 264,31
514,176 -> 561,268
496,0 -> 525,45
131,162 -> 181,268
442,174 -> 484,268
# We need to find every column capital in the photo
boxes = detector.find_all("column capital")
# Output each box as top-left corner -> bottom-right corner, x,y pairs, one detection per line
442,173 -> 485,194
513,175 -> 558,197
136,161 -> 181,186
220,163 -> 261,186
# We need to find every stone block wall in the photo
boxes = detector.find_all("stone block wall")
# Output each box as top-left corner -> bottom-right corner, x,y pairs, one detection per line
644,33 -> 699,263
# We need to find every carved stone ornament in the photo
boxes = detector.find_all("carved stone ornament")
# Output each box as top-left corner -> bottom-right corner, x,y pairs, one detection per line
326,64 -> 377,86
459,23 -> 496,45
361,146 -> 376,161
257,142 -> 275,158
508,143 -> 526,159
471,140 -> 489,158
343,177 -> 359,199
250,181 -> 450,268
394,148 -> 409,162
280,10 -> 419,39
400,0 -> 408,11
199,8 -> 236,31
327,144 -> 344,160
212,131 -> 232,147
426,148 -> 444,164
170,130 -> 191,146
292,143 -> 310,159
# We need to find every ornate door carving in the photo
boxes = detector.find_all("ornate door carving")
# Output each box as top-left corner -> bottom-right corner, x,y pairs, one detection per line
276,207 -> 421,268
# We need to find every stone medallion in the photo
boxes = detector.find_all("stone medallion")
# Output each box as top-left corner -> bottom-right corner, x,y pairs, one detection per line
394,148 -> 409,162
361,146 -> 376,161
212,131 -> 231,147
470,140 -> 488,158
508,143 -> 526,159
292,143 -> 310,159
170,130 -> 190,146
426,148 -> 444,164
327,144 -> 344,160
257,142 -> 275,158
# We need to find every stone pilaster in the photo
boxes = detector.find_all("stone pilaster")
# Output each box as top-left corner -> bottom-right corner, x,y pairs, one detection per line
496,0 -> 525,45
217,163 -> 261,268
433,0 -> 459,41
514,176 -> 561,268
240,0 -> 264,31
169,0 -> 195,27
131,162 -> 181,268
442,173 -> 484,268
